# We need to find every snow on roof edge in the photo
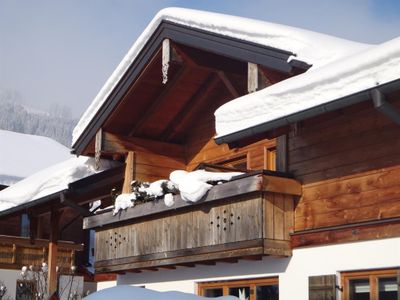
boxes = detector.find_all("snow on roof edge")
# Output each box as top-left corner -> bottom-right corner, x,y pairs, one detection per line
0,156 -> 120,212
72,7 -> 368,147
214,37 -> 400,139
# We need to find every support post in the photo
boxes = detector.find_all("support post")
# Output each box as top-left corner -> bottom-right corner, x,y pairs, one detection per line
122,151 -> 135,193
162,39 -> 170,84
248,62 -> 258,93
47,210 -> 60,296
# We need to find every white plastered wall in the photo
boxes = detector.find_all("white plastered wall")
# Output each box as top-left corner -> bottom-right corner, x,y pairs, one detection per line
0,269 -> 20,299
118,237 -> 400,300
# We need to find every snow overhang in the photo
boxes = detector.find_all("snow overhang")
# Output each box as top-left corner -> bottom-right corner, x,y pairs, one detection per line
215,78 -> 400,145
71,20 -> 311,156
0,164 -> 124,219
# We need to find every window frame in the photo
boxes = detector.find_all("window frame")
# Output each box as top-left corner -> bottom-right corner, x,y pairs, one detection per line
341,268 -> 399,300
197,277 -> 279,300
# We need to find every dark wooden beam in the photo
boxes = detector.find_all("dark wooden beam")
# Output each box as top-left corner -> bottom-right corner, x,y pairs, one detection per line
196,261 -> 216,266
217,71 -> 240,98
129,65 -> 188,136
141,267 -> 159,272
158,265 -> 176,270
60,193 -> 93,217
219,258 -> 238,264
176,263 -> 195,268
160,73 -> 220,141
241,255 -> 263,261
101,131 -> 185,160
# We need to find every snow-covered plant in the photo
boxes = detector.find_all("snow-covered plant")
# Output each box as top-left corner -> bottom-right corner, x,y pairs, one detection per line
18,263 -> 81,300
238,289 -> 248,300
0,281 -> 7,300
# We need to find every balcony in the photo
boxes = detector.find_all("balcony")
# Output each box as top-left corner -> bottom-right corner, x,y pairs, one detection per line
83,171 -> 301,273
0,235 -> 83,272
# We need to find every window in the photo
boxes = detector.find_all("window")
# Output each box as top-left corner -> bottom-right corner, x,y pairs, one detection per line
215,154 -> 248,171
198,277 -> 278,300
342,269 -> 399,300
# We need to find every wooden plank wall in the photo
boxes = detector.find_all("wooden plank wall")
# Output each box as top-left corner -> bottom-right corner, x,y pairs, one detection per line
185,86 -> 275,171
290,101 -> 400,231
95,194 -> 263,261
134,151 -> 186,182
127,85 -> 276,178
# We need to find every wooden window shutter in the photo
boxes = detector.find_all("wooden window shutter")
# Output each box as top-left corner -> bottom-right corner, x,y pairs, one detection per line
309,275 -> 337,300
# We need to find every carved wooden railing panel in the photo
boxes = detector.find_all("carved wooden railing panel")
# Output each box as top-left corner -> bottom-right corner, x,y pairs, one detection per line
85,173 -> 301,273
0,235 -> 83,272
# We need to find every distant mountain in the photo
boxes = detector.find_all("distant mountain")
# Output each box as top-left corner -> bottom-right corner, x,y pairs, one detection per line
0,99 -> 78,147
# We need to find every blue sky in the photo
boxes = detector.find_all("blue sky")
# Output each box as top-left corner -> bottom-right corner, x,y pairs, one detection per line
0,0 -> 399,117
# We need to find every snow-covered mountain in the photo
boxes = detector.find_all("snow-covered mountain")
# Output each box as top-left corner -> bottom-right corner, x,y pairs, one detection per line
0,98 -> 77,147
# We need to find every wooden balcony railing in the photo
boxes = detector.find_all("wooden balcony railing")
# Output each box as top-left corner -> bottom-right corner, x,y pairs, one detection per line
0,235 -> 83,272
83,172 -> 302,273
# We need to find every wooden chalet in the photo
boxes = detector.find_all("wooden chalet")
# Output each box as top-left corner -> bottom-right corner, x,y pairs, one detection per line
72,8 -> 400,300
0,164 -> 124,296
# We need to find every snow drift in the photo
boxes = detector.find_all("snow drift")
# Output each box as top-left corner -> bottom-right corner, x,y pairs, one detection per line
83,285 -> 237,300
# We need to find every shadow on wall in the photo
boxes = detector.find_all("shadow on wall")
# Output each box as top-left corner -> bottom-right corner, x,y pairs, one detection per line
117,256 -> 291,285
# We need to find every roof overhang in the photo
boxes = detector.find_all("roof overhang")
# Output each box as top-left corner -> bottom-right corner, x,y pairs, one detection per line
0,165 -> 124,219
215,78 -> 400,146
72,20 -> 310,156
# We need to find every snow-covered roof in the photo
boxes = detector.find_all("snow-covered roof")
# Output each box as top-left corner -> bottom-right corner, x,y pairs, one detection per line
72,7 -> 368,147
215,37 -> 400,140
0,130 -> 71,186
0,156 -> 118,212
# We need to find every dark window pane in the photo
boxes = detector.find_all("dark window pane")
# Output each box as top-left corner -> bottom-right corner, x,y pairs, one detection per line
378,277 -> 397,300
349,279 -> 370,300
204,288 -> 223,297
229,286 -> 250,299
256,285 -> 279,300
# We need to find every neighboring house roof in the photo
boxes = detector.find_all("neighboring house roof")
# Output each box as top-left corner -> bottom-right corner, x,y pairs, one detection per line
0,130 -> 71,186
71,7 -> 368,151
214,37 -> 400,144
0,156 -> 121,213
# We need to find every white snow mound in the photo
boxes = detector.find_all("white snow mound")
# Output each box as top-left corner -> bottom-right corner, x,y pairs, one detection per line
83,285 -> 237,300
170,170 -> 242,203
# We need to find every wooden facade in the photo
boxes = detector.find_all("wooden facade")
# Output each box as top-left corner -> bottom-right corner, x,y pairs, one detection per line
77,25 -> 306,272
0,235 -> 82,272
290,93 -> 400,247
72,18 -> 400,296
85,174 -> 300,272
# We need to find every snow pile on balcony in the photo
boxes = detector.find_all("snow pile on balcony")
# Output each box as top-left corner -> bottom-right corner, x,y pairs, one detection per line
113,170 -> 242,215
72,7 -> 368,146
0,130 -> 70,186
84,285 -> 237,300
0,156 -> 117,212
215,37 -> 400,139
170,170 -> 242,202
